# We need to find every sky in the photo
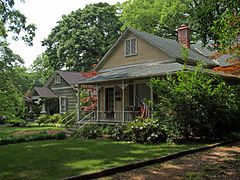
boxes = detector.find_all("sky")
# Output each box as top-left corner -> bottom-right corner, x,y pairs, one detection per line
9,0 -> 126,68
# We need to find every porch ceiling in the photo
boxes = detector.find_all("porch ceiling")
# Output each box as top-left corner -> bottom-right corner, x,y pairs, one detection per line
75,62 -> 193,84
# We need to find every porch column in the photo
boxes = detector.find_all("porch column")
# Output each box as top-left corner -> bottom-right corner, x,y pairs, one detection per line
119,81 -> 128,123
77,87 -> 81,121
150,85 -> 154,119
96,85 -> 101,122
29,103 -> 33,113
40,100 -> 47,114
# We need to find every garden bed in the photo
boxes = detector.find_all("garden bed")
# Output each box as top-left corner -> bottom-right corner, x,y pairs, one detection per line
12,129 -> 64,136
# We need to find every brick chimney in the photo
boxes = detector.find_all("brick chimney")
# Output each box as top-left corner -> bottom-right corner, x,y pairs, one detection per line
177,25 -> 190,48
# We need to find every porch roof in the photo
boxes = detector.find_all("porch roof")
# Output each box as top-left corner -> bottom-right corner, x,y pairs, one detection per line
33,87 -> 57,98
75,62 -> 191,84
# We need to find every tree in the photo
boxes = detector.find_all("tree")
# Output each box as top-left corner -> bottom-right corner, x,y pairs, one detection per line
210,12 -> 240,75
0,0 -> 36,117
120,0 -> 239,44
119,0 -> 188,40
30,53 -> 55,84
0,0 -> 36,70
41,2 -> 122,72
188,0 -> 239,46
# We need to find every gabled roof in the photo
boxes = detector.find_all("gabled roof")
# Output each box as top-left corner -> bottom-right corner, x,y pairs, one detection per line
94,27 -> 217,71
30,87 -> 57,98
44,70 -> 86,88
190,43 -> 231,66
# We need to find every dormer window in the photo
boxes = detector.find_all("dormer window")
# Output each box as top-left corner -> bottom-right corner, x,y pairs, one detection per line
55,75 -> 61,84
125,37 -> 137,56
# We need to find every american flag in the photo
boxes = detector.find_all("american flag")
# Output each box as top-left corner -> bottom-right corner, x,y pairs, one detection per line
136,96 -> 151,119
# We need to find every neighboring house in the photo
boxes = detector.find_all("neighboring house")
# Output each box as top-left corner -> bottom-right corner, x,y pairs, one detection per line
74,25 -> 238,123
28,70 -> 94,114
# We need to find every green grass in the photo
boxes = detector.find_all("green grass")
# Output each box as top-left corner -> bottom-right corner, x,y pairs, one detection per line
0,127 -> 63,137
0,139 -> 205,180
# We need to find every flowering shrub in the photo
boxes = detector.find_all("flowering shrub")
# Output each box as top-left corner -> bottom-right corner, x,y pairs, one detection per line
76,124 -> 102,139
123,118 -> 167,144
112,124 -> 127,141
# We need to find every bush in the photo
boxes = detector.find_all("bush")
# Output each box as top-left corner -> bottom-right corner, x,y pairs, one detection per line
34,120 -> 41,126
26,122 -> 61,127
123,118 -> 167,144
46,114 -> 62,123
75,124 -> 102,139
151,61 -> 240,138
59,111 -> 76,125
6,117 -> 26,127
53,131 -> 66,140
100,124 -> 116,136
0,131 -> 66,145
112,124 -> 127,141
38,114 -> 49,124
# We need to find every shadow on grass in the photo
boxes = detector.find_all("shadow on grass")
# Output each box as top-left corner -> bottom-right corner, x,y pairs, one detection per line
0,139 -> 204,180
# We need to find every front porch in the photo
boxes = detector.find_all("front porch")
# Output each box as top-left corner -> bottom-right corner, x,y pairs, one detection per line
76,79 -> 159,123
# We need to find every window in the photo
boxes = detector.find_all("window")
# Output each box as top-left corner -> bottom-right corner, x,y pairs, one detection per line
55,75 -> 61,84
136,83 -> 151,107
129,84 -> 134,106
59,97 -> 67,113
125,37 -> 137,56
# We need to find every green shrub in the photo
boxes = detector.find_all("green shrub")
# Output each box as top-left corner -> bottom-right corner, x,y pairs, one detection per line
151,61 -> 240,138
75,124 -> 102,139
123,118 -> 167,144
101,124 -> 116,136
112,124 -> 127,141
38,114 -> 49,124
26,123 -> 41,127
53,131 -> 66,140
6,117 -> 26,127
46,114 -> 62,123
59,111 -> 76,125
34,120 -> 41,126
0,131 -> 66,145
27,122 -> 61,127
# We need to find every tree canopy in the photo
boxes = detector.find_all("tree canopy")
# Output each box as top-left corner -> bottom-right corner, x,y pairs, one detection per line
120,0 -> 188,40
0,0 -> 36,71
0,0 -> 36,117
120,0 -> 239,44
40,2 -> 122,73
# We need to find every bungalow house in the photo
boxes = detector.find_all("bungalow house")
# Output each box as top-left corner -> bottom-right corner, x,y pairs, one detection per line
28,70 -> 94,115
74,26 -> 237,123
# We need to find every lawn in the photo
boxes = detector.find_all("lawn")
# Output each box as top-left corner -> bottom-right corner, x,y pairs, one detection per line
0,139 -> 205,180
0,127 -> 63,137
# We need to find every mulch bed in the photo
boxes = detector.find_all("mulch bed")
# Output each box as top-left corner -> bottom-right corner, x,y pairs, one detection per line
13,129 -> 64,136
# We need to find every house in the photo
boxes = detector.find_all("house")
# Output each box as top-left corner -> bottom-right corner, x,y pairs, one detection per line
28,70 -> 94,115
74,25 -> 239,123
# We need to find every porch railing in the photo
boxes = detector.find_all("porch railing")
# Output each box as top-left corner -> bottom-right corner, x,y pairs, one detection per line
96,111 -> 140,123
76,110 -> 155,124
60,110 -> 77,127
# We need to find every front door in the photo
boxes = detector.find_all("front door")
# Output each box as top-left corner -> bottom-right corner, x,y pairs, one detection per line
105,88 -> 114,119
